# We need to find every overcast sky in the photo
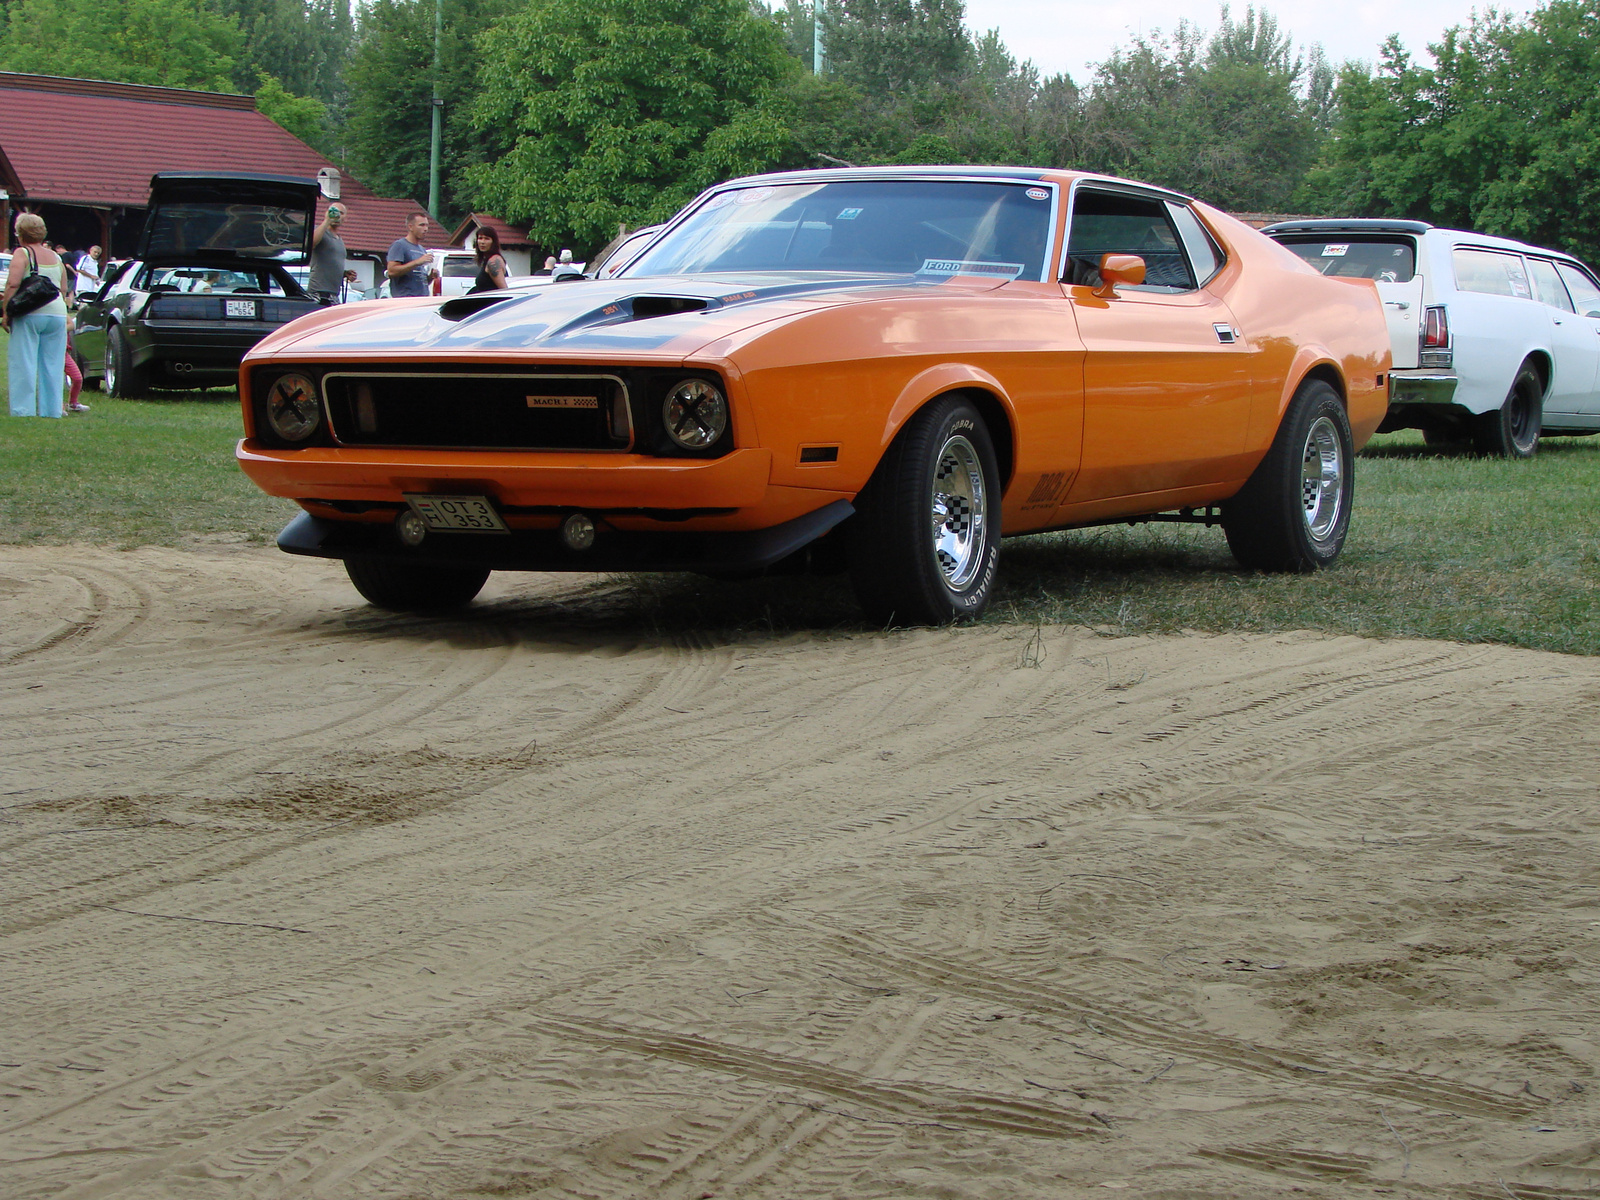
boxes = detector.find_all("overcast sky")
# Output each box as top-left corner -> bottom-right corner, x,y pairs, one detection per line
961,0 -> 1549,84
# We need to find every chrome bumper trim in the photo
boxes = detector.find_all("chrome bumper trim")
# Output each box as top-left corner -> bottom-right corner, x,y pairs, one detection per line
1389,373 -> 1458,406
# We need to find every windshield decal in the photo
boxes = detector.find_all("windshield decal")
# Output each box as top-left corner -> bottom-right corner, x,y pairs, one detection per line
918,259 -> 1026,279
836,208 -> 863,220
1026,187 -> 1050,200
1321,244 -> 1350,257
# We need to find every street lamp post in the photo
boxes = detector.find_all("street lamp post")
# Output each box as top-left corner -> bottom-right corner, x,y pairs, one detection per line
427,0 -> 443,220
813,0 -> 825,74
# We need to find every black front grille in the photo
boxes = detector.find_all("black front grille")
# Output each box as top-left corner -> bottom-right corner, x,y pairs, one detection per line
323,372 -> 630,451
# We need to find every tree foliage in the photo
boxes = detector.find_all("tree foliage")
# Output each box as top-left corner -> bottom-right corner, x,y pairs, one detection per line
466,0 -> 795,246
215,0 -> 353,106
255,73 -> 329,150
0,0 -> 241,91
1302,0 -> 1600,260
344,0 -> 515,219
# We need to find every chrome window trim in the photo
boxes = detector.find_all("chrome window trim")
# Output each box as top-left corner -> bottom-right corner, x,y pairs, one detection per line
1058,181 -> 1202,291
632,174 -> 1063,284
321,370 -> 635,453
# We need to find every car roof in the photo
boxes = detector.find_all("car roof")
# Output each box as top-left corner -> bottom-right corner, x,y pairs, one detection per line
1263,218 -> 1434,235
716,164 -> 1194,204
1263,218 -> 1585,266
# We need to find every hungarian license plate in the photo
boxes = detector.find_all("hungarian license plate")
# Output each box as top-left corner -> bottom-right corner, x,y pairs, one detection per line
403,494 -> 508,533
224,299 -> 258,319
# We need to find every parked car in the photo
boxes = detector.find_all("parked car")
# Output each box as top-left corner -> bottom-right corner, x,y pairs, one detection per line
590,224 -> 665,280
236,166 -> 1390,624
74,172 -> 321,396
1263,218 -> 1600,455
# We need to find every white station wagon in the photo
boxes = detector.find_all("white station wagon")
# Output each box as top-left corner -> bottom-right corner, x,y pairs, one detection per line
1265,219 -> 1600,456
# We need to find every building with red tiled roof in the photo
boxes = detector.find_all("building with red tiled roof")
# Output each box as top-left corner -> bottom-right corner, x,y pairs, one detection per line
0,71 -> 449,286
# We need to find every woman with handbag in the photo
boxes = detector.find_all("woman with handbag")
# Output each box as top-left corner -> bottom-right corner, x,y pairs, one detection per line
2,213 -> 71,418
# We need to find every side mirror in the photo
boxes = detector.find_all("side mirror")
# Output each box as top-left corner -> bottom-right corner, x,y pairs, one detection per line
1093,253 -> 1146,298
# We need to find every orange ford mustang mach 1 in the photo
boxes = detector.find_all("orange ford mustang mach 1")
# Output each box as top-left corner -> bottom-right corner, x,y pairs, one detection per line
236,167 -> 1391,625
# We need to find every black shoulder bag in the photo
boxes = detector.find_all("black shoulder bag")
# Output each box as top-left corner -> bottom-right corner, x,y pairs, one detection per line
5,248 -> 62,319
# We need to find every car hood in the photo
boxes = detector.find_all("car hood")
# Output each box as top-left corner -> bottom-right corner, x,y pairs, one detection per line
253,272 -> 1008,360
138,173 -> 320,267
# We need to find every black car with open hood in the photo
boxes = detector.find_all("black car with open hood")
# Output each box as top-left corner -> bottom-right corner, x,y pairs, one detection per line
74,173 -> 325,397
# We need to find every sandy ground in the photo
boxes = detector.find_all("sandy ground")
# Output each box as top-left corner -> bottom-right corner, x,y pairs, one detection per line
2,544 -> 1599,1200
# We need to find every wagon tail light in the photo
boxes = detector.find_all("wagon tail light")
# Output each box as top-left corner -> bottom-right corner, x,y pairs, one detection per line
1419,305 -> 1452,368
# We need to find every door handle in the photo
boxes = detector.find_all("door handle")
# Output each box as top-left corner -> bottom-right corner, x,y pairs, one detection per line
1384,301 -> 1410,310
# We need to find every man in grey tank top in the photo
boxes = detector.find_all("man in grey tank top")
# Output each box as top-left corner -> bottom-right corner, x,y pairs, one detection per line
309,202 -> 353,305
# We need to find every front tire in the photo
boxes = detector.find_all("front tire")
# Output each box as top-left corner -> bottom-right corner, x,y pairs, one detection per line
1222,378 -> 1354,573
846,395 -> 1001,625
1473,363 -> 1542,458
344,557 -> 489,612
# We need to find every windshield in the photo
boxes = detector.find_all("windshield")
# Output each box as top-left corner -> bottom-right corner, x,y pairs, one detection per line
143,202 -> 311,263
625,179 -> 1054,281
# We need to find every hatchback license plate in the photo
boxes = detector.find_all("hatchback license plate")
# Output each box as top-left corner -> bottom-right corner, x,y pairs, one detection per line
225,299 -> 258,319
404,494 -> 508,533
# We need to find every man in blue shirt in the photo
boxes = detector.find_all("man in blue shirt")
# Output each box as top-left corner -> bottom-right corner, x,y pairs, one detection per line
386,212 -> 436,298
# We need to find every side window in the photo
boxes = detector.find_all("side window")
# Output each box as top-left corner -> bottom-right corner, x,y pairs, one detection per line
1166,202 -> 1224,285
1065,190 -> 1195,291
1555,262 -> 1600,317
1526,258 -> 1575,312
1453,247 -> 1532,299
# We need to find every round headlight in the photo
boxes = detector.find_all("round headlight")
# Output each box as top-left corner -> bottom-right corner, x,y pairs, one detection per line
662,378 -> 728,450
264,372 -> 322,442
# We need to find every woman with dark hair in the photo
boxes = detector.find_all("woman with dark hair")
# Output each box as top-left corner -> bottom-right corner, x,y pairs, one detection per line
468,227 -> 509,293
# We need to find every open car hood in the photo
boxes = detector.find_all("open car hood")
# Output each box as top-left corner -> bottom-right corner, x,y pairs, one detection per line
138,173 -> 320,266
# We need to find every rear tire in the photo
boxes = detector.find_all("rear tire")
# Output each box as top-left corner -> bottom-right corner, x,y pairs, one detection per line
104,326 -> 147,398
846,395 -> 1001,626
1222,379 -> 1354,573
344,556 -> 489,612
1473,363 -> 1542,458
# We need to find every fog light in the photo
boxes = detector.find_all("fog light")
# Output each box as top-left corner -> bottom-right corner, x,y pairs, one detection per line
396,509 -> 428,546
561,512 -> 596,551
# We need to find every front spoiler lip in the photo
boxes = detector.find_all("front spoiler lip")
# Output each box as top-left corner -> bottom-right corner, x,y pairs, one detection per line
276,500 -> 855,574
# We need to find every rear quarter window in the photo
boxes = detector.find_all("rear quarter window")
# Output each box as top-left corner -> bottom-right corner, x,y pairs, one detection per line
1278,238 -> 1415,282
1453,247 -> 1532,299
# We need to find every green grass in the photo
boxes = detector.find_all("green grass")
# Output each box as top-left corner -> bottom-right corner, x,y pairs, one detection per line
4,328 -> 1597,651
0,331 -> 297,545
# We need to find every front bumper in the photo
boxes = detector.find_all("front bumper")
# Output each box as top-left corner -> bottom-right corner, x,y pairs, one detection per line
277,499 -> 855,573
237,443 -> 777,509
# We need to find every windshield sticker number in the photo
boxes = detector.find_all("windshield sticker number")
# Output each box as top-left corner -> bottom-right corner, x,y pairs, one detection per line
1322,244 -> 1349,257
918,259 -> 1026,279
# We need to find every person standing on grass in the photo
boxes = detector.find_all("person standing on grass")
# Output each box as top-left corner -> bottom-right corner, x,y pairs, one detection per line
2,213 -> 70,419
386,211 -> 435,298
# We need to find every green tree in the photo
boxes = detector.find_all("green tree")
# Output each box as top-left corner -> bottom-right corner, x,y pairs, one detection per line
215,0 -> 353,106
467,0 -> 796,249
1302,1 -> 1600,260
1078,8 -> 1325,211
0,0 -> 241,91
344,0 -> 514,221
255,73 -> 329,150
